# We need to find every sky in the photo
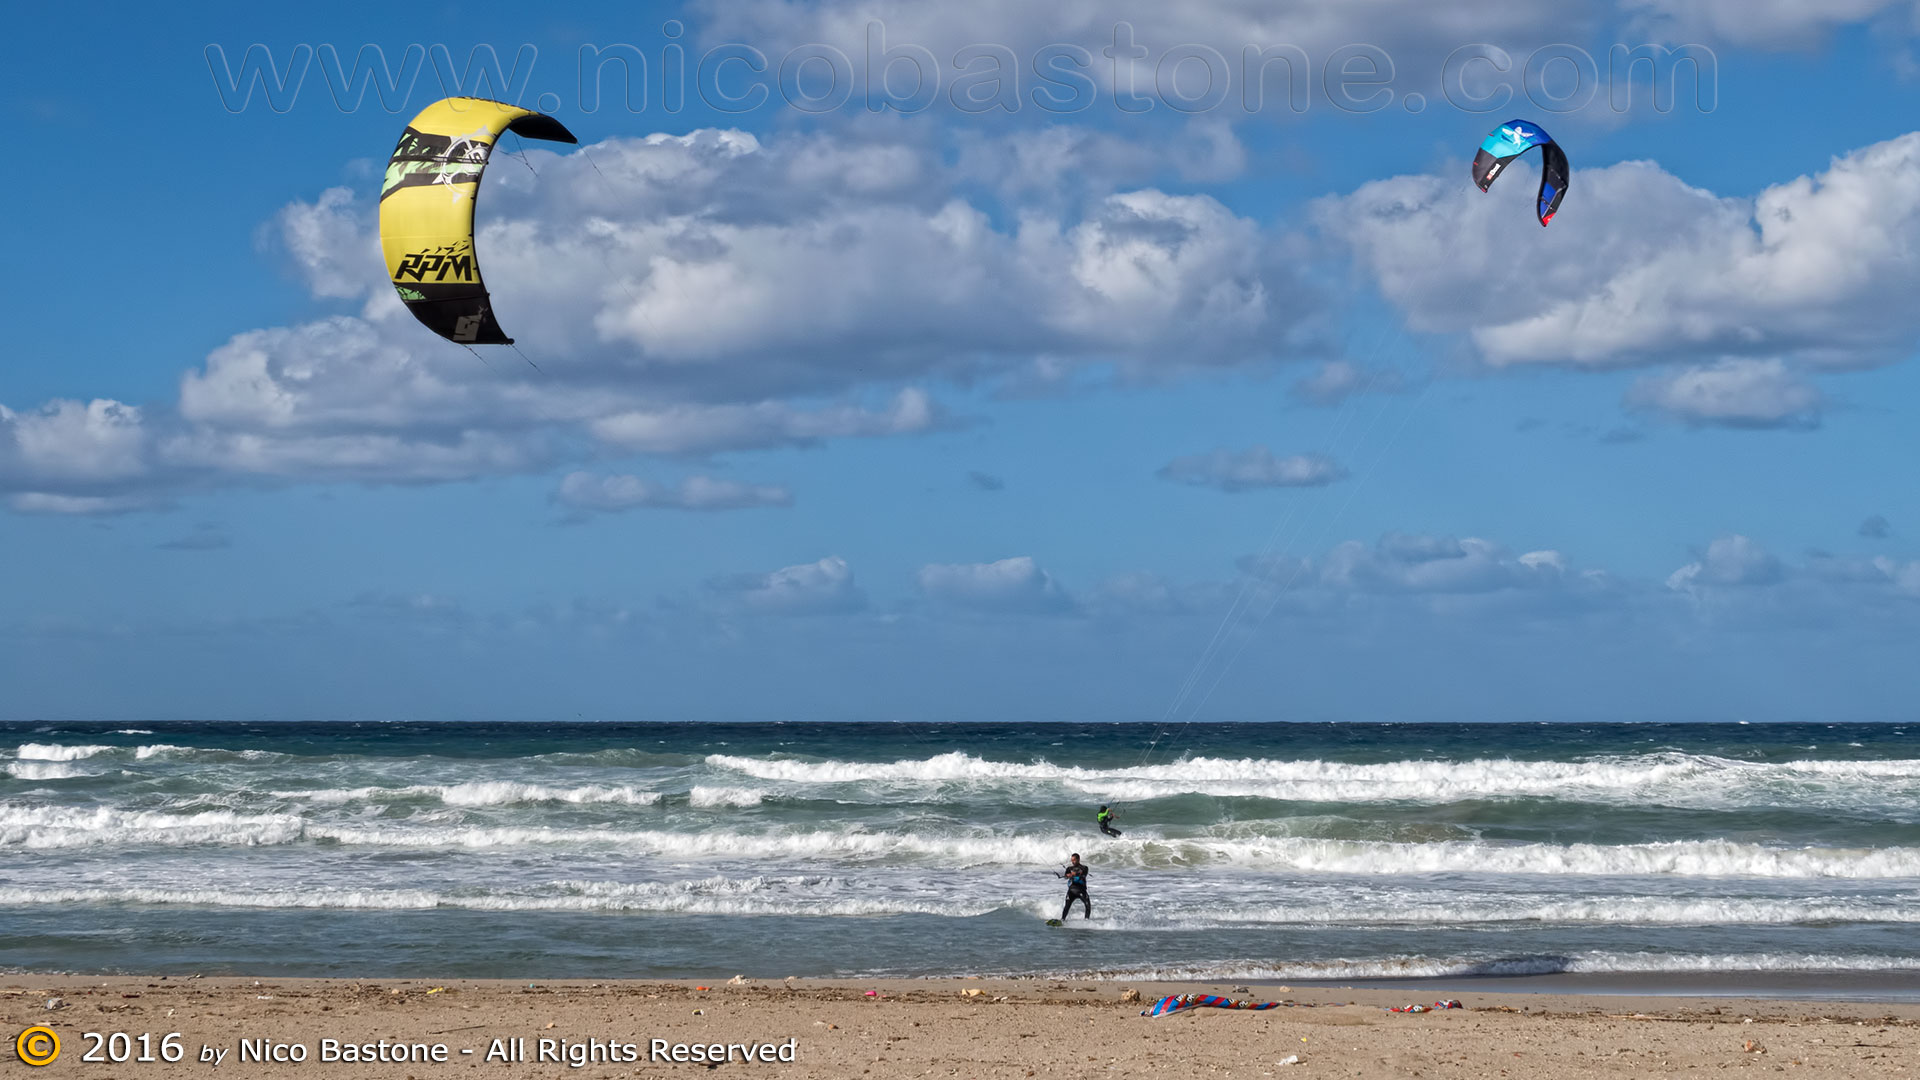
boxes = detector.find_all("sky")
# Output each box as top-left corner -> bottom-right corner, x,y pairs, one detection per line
2,0 -> 1918,722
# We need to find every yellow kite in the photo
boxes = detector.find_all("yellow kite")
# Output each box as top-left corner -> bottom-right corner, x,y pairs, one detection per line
379,97 -> 576,345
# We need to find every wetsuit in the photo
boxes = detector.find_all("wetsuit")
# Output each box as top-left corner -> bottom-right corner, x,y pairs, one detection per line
1097,809 -> 1120,837
1061,861 -> 1090,920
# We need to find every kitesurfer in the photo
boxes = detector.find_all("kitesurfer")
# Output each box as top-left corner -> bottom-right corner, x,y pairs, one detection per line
1097,805 -> 1120,837
1058,853 -> 1091,920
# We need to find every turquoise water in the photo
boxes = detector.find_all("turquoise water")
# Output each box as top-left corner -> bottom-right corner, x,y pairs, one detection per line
5,720 -> 1920,986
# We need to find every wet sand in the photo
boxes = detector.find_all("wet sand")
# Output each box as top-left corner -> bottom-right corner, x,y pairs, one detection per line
7,974 -> 1920,1078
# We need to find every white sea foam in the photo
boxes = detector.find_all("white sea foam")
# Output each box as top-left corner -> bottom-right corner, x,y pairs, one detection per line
705,751 -> 1920,808
265,782 -> 661,807
0,879 -> 995,917
1092,951 -> 1920,983
0,805 -> 305,848
689,786 -> 768,808
14,743 -> 113,761
11,800 -> 1920,879
272,824 -> 1920,879
4,761 -> 93,780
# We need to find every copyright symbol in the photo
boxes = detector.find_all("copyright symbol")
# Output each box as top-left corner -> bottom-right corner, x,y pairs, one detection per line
16,1026 -> 60,1066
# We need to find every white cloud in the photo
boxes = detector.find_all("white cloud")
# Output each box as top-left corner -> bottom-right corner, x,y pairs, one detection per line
707,556 -> 868,615
270,186 -> 374,300
0,399 -> 150,484
2,125 -> 1321,514
8,492 -> 165,516
917,555 -> 1075,614
1158,447 -> 1346,491
1319,533 -> 1573,595
1320,133 -> 1920,373
555,471 -> 793,513
1626,358 -> 1823,428
693,0 -> 1598,108
1621,0 -> 1917,46
1666,534 -> 1785,591
1288,360 -> 1404,406
589,390 -> 939,455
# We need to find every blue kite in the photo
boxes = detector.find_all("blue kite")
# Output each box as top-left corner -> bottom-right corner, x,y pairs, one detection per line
1471,120 -> 1570,226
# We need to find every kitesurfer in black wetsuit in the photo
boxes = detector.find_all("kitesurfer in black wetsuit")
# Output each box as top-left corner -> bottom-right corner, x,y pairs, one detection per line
1097,805 -> 1120,837
1059,853 -> 1091,919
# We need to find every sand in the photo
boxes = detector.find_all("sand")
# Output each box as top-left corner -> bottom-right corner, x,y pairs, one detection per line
7,975 -> 1920,1078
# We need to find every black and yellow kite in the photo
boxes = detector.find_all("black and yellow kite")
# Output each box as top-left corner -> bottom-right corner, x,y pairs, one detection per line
379,97 -> 577,345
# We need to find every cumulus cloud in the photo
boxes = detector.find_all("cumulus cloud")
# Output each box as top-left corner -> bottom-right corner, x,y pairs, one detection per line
706,556 -> 868,615
1626,358 -> 1824,429
589,390 -> 941,455
6,125 -> 1325,514
0,399 -> 151,485
1860,514 -> 1893,539
1666,534 -> 1786,591
1319,534 -> 1573,594
1288,360 -> 1404,406
1320,133 -> 1920,373
1158,447 -> 1346,491
1621,0 -> 1917,46
554,472 -> 793,514
694,0 -> 1601,111
917,556 -> 1075,614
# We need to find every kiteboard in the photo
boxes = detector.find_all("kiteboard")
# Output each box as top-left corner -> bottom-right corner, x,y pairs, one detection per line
1045,919 -> 1064,927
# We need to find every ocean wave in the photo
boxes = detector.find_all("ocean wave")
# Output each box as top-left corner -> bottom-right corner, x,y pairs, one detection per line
0,806 -> 305,848
689,786 -> 768,808
3,762 -> 94,780
1092,894 -> 1920,929
109,729 -> 154,735
268,782 -> 663,808
14,743 -> 113,761
1091,951 -> 1920,982
704,750 -> 1920,808
292,825 -> 1920,878
0,878 -> 995,918
133,744 -> 286,762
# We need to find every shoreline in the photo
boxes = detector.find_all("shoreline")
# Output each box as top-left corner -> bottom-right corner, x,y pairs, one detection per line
9,974 -> 1920,1078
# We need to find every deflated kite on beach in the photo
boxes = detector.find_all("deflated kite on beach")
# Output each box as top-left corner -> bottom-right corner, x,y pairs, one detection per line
1141,993 -> 1284,1018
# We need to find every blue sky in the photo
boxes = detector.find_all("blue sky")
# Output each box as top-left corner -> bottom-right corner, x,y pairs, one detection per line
3,0 -> 1918,722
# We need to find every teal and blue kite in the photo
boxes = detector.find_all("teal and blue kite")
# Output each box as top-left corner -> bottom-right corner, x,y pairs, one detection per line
1472,120 -> 1569,226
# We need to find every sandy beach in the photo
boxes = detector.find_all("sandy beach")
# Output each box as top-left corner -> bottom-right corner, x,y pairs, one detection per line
9,975 -> 1920,1078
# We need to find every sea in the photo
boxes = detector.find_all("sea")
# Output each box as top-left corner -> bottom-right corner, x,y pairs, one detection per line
6,720 -> 1920,993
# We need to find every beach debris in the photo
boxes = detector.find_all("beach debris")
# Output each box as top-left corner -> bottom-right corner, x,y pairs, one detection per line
815,1021 -> 836,1029
1743,1040 -> 1765,1054
728,975 -> 751,985
1276,1055 -> 1301,1066
426,987 -> 446,995
1119,989 -> 1141,1004
694,986 -> 710,991
44,997 -> 64,1010
1232,986 -> 1252,993
544,1023 -> 555,1029
962,988 -> 986,998
864,990 -> 879,997
1278,986 -> 1292,993
1389,1000 -> 1462,1013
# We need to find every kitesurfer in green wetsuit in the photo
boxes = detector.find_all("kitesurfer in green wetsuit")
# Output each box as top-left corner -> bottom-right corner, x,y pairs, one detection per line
1097,805 -> 1121,837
